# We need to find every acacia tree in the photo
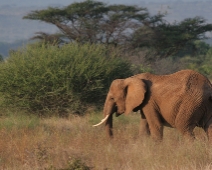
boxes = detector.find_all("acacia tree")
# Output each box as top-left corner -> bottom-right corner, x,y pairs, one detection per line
23,0 -> 162,46
23,0 -> 212,59
131,16 -> 212,58
30,32 -> 63,46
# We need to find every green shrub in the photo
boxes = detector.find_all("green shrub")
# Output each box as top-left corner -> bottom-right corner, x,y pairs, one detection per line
180,47 -> 212,78
0,43 -> 132,115
65,157 -> 91,170
131,63 -> 153,74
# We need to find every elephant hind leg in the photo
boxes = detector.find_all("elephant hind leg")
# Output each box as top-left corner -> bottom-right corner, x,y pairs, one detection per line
175,107 -> 203,141
204,118 -> 212,143
180,127 -> 195,141
175,118 -> 196,141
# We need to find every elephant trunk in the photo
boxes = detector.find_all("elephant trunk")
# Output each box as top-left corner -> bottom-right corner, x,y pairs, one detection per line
104,100 -> 116,138
105,113 -> 113,138
93,96 -> 116,138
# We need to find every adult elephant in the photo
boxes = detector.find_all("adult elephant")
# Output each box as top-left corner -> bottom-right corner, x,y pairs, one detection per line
93,69 -> 212,141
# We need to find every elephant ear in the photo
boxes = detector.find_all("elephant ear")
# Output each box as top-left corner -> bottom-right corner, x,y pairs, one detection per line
124,77 -> 147,115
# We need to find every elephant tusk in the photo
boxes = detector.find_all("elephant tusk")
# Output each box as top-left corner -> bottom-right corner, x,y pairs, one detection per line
93,115 -> 109,127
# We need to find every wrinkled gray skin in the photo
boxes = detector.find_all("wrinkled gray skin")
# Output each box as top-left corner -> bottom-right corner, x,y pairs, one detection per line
102,69 -> 212,141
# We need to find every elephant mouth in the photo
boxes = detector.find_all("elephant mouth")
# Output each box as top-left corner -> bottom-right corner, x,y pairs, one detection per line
113,105 -> 123,117
115,113 -> 122,117
93,105 -> 119,127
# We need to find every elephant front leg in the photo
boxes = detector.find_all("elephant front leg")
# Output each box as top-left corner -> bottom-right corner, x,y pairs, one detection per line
139,111 -> 150,137
143,108 -> 164,141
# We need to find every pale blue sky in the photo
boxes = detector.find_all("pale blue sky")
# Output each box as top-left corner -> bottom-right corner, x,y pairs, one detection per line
1,0 -> 209,7
1,0 -> 212,43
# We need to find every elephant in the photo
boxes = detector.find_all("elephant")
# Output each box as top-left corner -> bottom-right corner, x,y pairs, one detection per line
93,69 -> 212,142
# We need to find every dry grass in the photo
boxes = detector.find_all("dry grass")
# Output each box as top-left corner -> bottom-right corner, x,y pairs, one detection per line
0,112 -> 212,170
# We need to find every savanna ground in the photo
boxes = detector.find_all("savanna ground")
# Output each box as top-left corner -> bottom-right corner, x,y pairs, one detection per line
1,109 -> 212,170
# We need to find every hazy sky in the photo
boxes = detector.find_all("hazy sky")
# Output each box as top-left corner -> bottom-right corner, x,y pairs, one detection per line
1,0 -> 212,43
1,0 -> 208,7
1,0 -> 73,7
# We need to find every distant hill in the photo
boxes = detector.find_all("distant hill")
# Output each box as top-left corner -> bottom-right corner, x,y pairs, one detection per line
0,40 -> 29,57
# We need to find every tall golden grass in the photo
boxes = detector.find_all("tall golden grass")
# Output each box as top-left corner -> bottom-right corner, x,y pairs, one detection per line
0,111 -> 212,170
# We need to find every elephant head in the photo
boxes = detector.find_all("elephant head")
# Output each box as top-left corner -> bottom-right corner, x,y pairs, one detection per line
93,77 -> 147,137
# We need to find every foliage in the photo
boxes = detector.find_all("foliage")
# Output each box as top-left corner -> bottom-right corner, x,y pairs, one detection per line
132,17 -> 212,59
193,40 -> 210,56
30,32 -> 63,46
178,41 -> 212,78
64,157 -> 91,170
131,63 -> 153,74
23,0 -> 212,61
0,43 -> 132,115
46,157 -> 91,170
23,0 -> 161,47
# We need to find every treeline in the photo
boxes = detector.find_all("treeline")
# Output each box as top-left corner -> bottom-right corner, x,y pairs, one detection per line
1,0 -> 212,115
